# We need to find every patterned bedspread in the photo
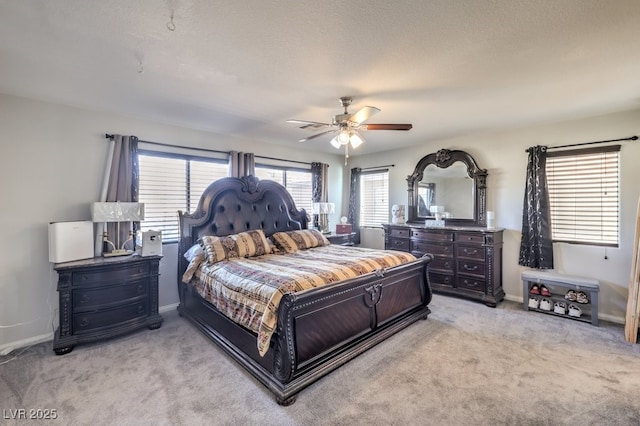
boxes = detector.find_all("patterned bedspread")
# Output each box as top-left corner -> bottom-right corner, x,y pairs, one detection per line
183,245 -> 417,356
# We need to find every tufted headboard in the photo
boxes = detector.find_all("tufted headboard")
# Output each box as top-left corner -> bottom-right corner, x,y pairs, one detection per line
177,175 -> 309,279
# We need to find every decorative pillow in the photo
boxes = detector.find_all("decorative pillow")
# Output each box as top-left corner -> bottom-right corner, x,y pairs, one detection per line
271,229 -> 330,253
183,244 -> 204,262
200,230 -> 271,264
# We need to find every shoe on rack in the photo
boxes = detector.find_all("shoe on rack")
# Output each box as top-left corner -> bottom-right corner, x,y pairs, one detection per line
539,298 -> 552,311
554,301 -> 567,315
528,297 -> 539,309
565,290 -> 577,302
540,284 -> 552,297
530,284 -> 540,295
568,304 -> 582,318
576,291 -> 589,304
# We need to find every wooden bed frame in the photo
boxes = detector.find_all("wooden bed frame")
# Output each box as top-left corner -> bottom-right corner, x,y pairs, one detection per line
177,176 -> 433,405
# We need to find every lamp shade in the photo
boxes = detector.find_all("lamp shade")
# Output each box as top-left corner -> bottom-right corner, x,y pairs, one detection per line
91,202 -> 145,222
312,202 -> 335,214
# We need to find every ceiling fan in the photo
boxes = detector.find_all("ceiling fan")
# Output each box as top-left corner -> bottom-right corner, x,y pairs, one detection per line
287,96 -> 412,162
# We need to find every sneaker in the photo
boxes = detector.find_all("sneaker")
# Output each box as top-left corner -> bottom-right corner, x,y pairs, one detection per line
528,297 -> 539,309
568,304 -> 582,318
539,298 -> 552,311
554,301 -> 567,315
565,290 -> 577,302
576,291 -> 589,304
529,284 -> 540,295
540,284 -> 552,297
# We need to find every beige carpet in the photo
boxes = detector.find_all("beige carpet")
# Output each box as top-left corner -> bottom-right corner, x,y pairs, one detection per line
2,294 -> 640,425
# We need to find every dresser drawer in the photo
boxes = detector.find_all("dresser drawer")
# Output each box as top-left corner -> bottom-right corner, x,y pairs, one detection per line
412,229 -> 454,242
389,228 -> 410,238
73,301 -> 148,334
456,244 -> 485,260
413,241 -> 453,257
429,257 -> 454,272
457,260 -> 486,277
73,280 -> 148,312
429,271 -> 454,287
457,276 -> 486,293
73,262 -> 151,287
387,237 -> 410,251
455,232 -> 485,245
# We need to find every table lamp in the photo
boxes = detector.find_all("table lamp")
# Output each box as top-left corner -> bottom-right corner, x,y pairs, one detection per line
91,202 -> 145,257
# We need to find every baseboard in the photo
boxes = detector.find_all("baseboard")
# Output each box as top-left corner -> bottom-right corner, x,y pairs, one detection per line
504,294 -> 625,325
159,302 -> 179,314
0,332 -> 54,356
0,303 -> 180,355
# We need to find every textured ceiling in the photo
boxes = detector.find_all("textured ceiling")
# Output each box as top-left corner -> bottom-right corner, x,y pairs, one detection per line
1,0 -> 640,157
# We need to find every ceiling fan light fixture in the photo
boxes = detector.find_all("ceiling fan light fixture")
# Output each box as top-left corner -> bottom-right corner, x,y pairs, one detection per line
329,136 -> 341,149
349,131 -> 364,148
338,130 -> 350,145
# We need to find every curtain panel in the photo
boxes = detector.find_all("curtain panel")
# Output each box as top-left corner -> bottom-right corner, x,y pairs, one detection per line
311,162 -> 329,230
105,135 -> 140,252
229,151 -> 255,177
518,145 -> 554,269
348,167 -> 362,245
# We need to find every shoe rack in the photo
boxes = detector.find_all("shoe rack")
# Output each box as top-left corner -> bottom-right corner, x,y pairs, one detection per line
522,271 -> 600,326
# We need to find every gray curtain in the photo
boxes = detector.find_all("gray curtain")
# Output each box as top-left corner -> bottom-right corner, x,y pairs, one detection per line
105,135 -> 139,252
229,151 -> 255,177
347,167 -> 362,245
518,145 -> 554,269
311,162 -> 329,229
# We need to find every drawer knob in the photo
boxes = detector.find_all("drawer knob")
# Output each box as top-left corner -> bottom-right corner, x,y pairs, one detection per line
463,264 -> 479,271
137,305 -> 145,314
444,277 -> 450,283
79,318 -> 90,328
137,284 -> 144,294
444,262 -> 450,268
463,248 -> 478,255
79,294 -> 90,304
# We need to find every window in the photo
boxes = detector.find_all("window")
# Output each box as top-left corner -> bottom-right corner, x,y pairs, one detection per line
138,151 -> 229,242
255,165 -> 313,215
546,145 -> 620,247
359,170 -> 389,227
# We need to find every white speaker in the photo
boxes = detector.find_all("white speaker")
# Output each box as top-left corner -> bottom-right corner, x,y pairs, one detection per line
48,221 -> 94,263
140,230 -> 162,257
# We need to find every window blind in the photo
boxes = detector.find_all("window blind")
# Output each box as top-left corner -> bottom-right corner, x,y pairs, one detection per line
546,145 -> 620,247
359,170 -> 389,227
138,154 -> 228,242
255,166 -> 313,215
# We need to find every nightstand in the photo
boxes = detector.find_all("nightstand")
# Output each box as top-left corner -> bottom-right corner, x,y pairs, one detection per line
327,232 -> 356,246
53,255 -> 163,355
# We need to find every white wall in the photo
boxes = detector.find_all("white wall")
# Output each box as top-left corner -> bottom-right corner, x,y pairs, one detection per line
0,94 -> 345,353
350,108 -> 640,324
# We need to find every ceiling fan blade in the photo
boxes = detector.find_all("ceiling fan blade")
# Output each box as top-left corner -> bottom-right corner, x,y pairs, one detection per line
298,129 -> 336,143
286,119 -> 332,130
347,106 -> 381,125
364,123 -> 413,131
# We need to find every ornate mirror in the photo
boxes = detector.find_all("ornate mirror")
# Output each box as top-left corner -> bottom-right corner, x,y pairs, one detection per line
407,149 -> 487,226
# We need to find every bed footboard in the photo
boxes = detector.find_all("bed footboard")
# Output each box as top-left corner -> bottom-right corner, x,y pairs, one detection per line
270,254 -> 433,403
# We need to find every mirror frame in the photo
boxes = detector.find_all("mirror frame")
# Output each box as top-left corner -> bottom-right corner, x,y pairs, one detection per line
407,149 -> 487,226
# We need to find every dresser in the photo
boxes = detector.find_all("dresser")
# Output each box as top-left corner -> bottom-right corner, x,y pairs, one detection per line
383,224 -> 504,307
53,255 -> 163,355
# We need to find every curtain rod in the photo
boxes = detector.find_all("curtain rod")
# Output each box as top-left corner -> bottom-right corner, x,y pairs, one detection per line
361,164 -> 395,171
254,155 -> 312,166
525,135 -> 638,152
104,133 -> 230,155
